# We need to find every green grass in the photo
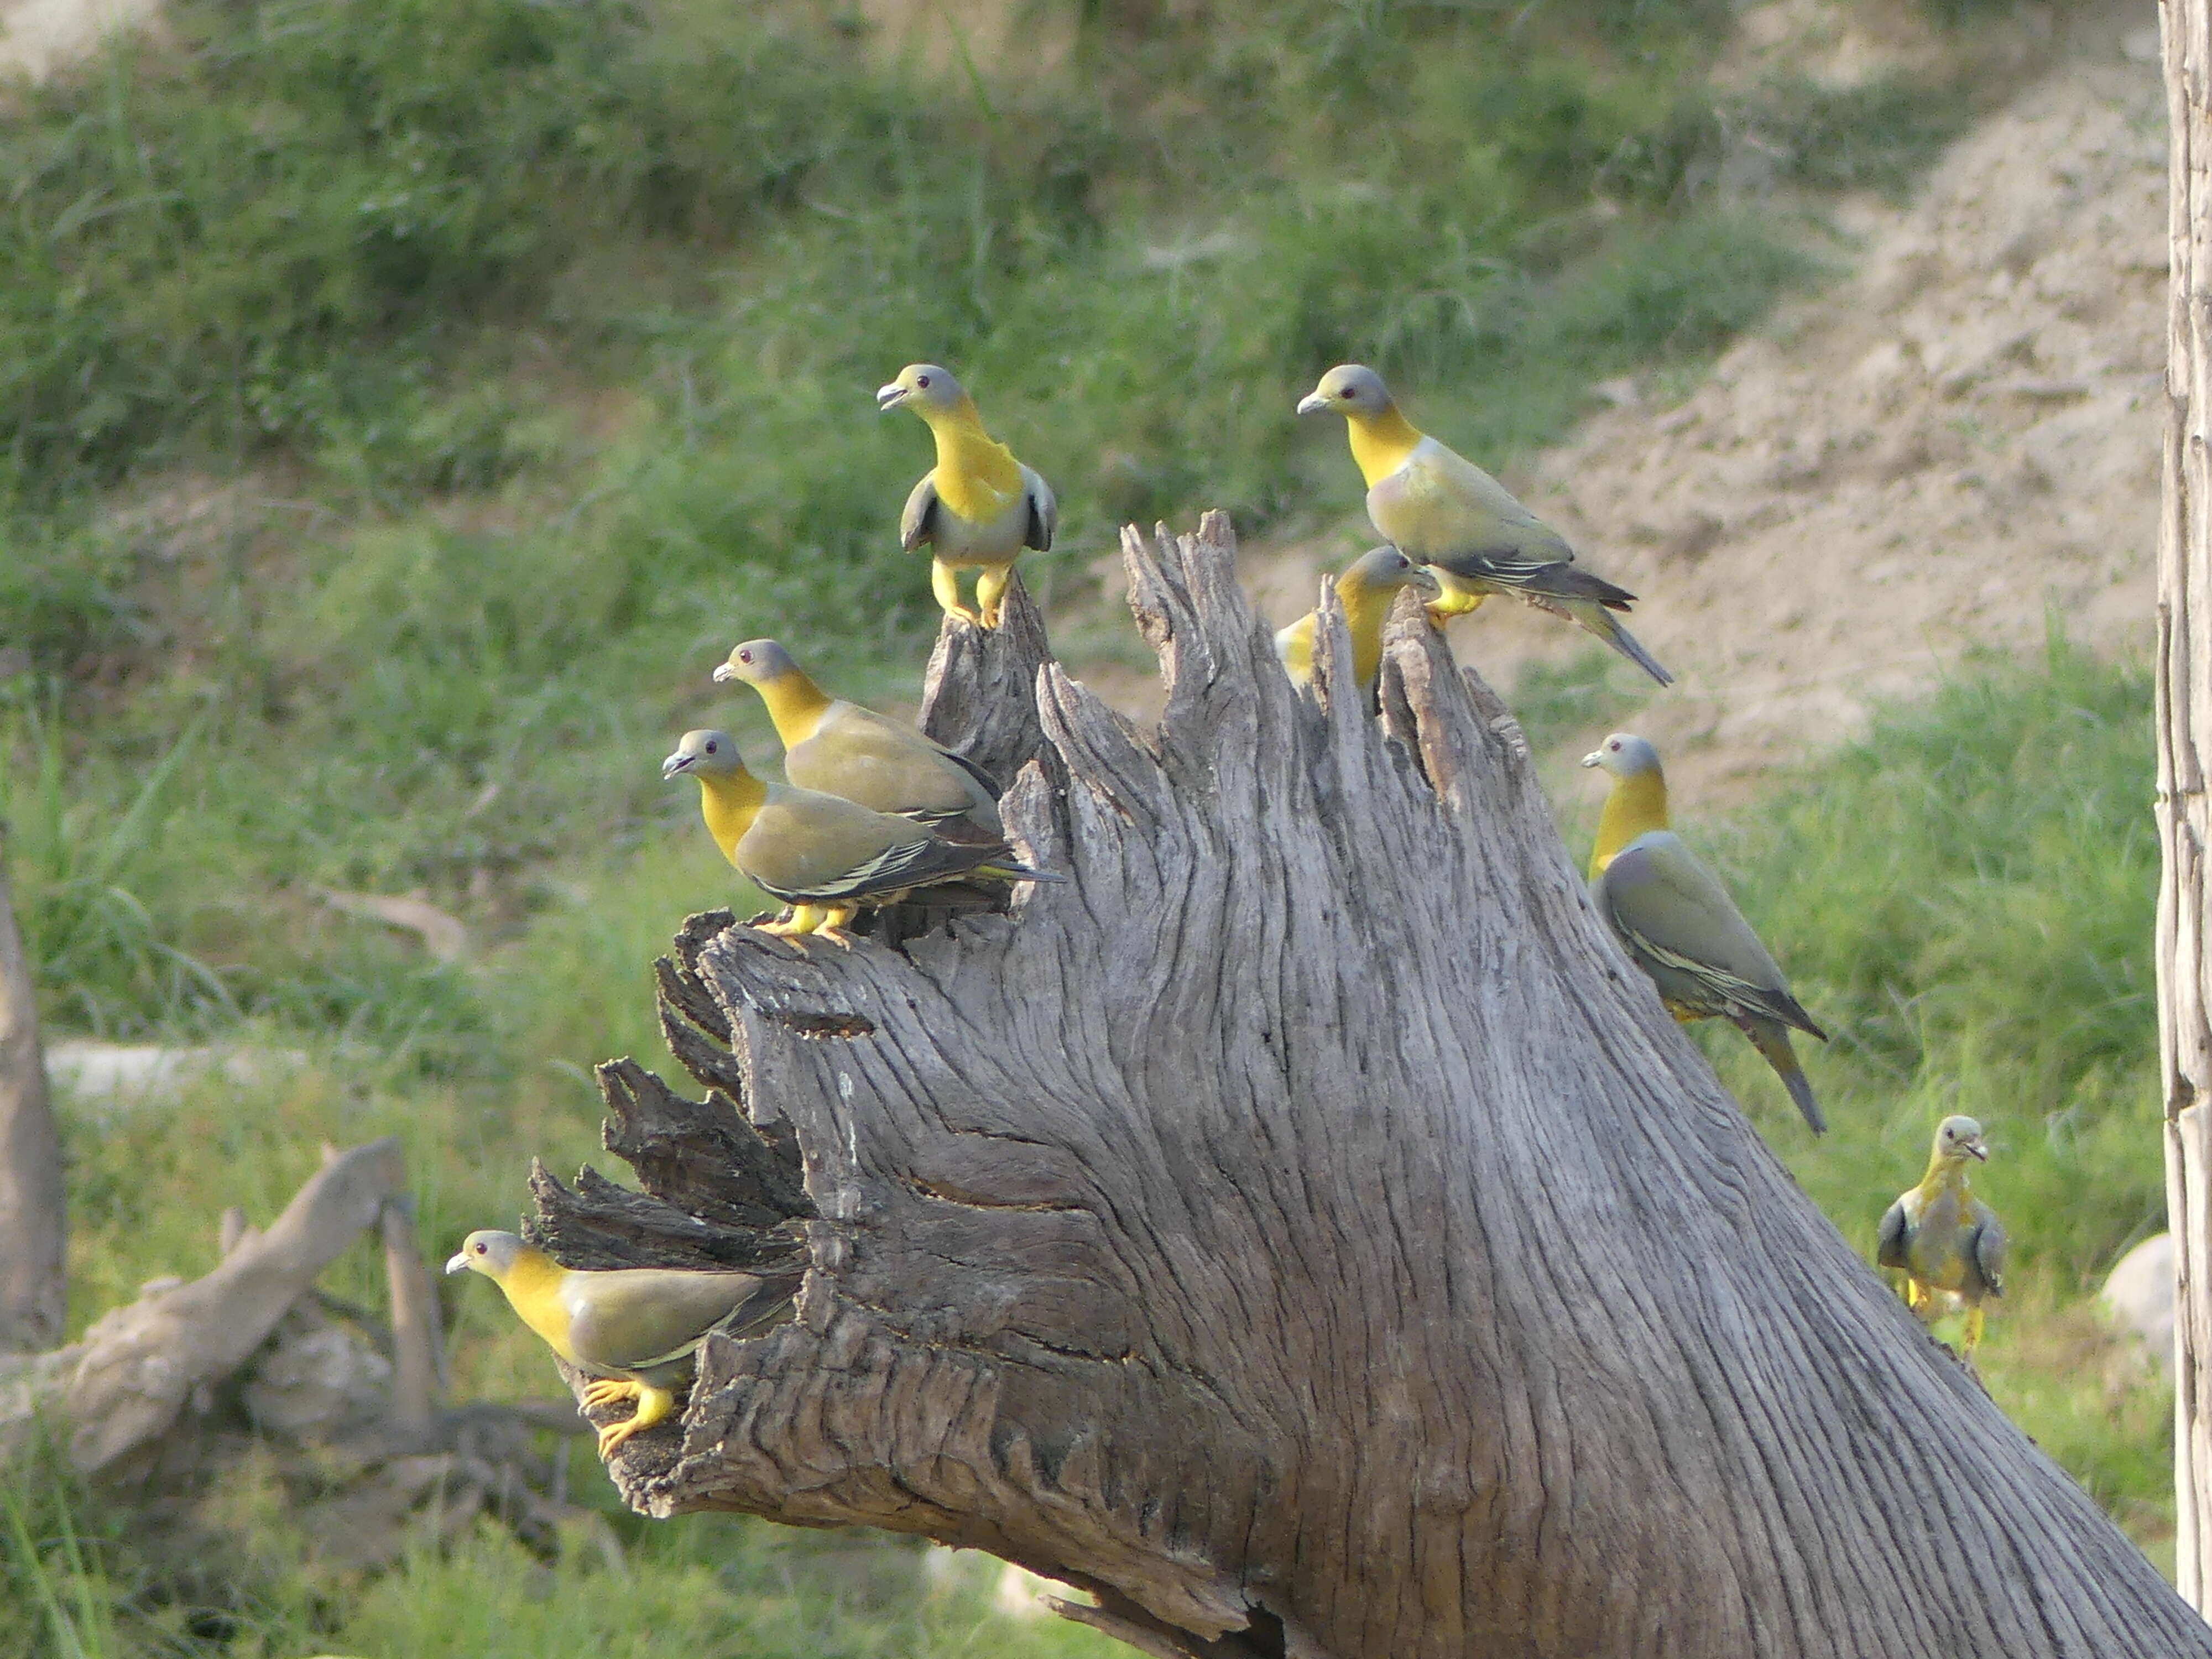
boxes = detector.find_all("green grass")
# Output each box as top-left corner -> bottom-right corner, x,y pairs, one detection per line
1544,640 -> 2173,1558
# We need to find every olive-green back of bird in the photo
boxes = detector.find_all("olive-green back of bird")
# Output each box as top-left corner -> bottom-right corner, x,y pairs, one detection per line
1366,439 -> 1577,573
1592,828 -> 1827,1131
560,1266 -> 773,1380
787,702 -> 1001,837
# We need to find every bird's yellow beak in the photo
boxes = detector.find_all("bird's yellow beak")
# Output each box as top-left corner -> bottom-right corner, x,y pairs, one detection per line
661,749 -> 695,780
1295,391 -> 1332,416
876,382 -> 910,411
711,660 -> 738,684
444,1251 -> 471,1275
1580,749 -> 1604,769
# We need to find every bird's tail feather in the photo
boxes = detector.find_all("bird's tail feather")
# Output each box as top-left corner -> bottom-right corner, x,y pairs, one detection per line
1564,601 -> 1674,687
1740,1016 -> 1824,1134
975,862 -> 1064,884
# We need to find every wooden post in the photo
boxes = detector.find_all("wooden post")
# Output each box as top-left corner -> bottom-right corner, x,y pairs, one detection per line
2165,0 -> 2212,1609
0,854 -> 63,1353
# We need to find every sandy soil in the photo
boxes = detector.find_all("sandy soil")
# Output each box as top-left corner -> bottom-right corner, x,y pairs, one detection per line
1076,13 -> 2169,800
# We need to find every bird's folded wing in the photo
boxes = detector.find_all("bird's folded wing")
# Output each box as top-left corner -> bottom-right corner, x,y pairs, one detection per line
1601,836 -> 1797,1015
792,713 -> 990,822
562,1268 -> 770,1372
1971,1203 -> 2007,1296
746,796 -> 1011,903
1875,1198 -> 1911,1271
1022,466 -> 1057,552
900,473 -> 940,552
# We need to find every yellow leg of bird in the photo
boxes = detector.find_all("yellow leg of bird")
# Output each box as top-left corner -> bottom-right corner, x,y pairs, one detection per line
974,564 -> 1012,630
1962,1303 -> 1986,1359
581,1376 -> 640,1411
1902,1278 -> 1928,1316
932,560 -> 982,627
595,1381 -> 676,1459
1424,576 -> 1488,630
761,902 -> 832,942
814,904 -> 860,948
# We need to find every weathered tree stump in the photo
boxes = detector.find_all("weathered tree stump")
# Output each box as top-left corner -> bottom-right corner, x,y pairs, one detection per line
541,515 -> 2209,1658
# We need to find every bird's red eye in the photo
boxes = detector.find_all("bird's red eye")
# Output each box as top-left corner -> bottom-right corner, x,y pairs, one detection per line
705,740 -> 718,754
739,650 -> 752,664
917,375 -> 931,388
1609,740 -> 1621,751
473,1241 -> 486,1254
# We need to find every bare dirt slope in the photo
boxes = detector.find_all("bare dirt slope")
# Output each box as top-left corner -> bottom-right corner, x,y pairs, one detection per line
1203,20 -> 2168,798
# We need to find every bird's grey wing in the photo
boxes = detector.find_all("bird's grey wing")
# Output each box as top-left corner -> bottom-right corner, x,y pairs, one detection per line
900,473 -> 940,553
563,1268 -> 769,1371
1600,837 -> 1820,1035
1022,465 -> 1056,552
1875,1198 -> 1911,1272
1970,1202 -> 2007,1298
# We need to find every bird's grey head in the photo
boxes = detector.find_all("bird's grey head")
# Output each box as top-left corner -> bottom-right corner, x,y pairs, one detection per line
446,1229 -> 525,1277
1340,545 -> 1441,597
1298,363 -> 1394,417
1580,732 -> 1663,779
662,729 -> 744,781
1935,1115 -> 1988,1162
713,638 -> 799,687
877,362 -> 967,414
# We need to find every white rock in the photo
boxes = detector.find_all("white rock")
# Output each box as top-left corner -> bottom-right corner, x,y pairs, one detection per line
2100,1232 -> 2174,1371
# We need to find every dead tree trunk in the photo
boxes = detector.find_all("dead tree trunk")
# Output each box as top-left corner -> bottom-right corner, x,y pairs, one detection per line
2167,0 -> 2212,1610
539,518 -> 2206,1658
0,854 -> 64,1353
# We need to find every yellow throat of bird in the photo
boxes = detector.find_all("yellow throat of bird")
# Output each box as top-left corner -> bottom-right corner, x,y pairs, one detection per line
487,1248 -> 576,1359
1590,769 -> 1669,877
923,401 -> 1022,519
750,671 -> 833,747
1344,405 -> 1425,487
1920,1150 -> 1977,1197
696,767 -> 768,865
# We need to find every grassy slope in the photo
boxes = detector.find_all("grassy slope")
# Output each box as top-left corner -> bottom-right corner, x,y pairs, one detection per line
0,0 -> 2155,1650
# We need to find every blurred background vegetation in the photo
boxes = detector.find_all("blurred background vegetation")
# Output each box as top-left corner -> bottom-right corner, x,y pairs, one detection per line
0,0 -> 2168,1651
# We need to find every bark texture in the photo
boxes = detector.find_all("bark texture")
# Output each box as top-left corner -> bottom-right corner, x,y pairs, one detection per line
0,859 -> 64,1353
541,518 -> 2207,1658
2167,0 -> 2212,1610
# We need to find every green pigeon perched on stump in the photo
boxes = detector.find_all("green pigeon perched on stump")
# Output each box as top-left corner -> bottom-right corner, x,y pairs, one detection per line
446,1230 -> 791,1457
714,638 -> 1003,842
1295,363 -> 1672,685
1582,732 -> 1828,1133
1877,1116 -> 2007,1359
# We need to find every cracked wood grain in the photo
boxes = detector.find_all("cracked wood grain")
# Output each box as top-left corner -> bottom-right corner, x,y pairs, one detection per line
534,514 -> 2206,1656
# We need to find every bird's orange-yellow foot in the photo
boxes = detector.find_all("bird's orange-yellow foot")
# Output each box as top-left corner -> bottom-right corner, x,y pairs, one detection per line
974,564 -> 1014,629
592,1381 -> 676,1459
932,560 -> 983,627
1962,1305 -> 1987,1359
755,905 -> 828,947
581,1377 -> 639,1411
